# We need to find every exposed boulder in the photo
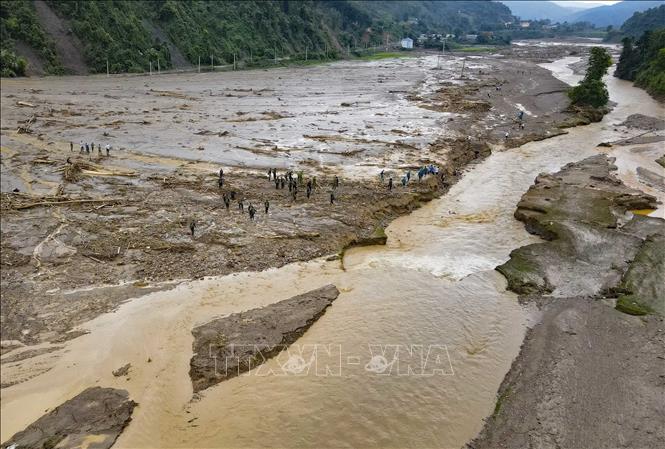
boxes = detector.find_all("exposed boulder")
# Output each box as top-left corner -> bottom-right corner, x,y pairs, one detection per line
2,387 -> 136,449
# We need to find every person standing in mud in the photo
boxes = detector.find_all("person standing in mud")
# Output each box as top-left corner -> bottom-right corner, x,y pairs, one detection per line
218,176 -> 224,188
70,141 -> 73,152
333,176 -> 339,189
330,191 -> 335,204
80,141 -> 84,153
388,177 -> 393,191
248,204 -> 256,220
264,200 -> 270,214
280,177 -> 285,189
268,168 -> 272,180
380,170 -> 384,182
98,144 -> 102,155
275,177 -> 280,189
219,168 -> 224,178
105,144 -> 110,157
406,171 -> 411,182
238,199 -> 244,212
85,143 -> 90,154
189,220 -> 196,237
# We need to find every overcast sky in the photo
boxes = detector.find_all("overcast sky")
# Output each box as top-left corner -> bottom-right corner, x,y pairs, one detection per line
551,1 -> 621,8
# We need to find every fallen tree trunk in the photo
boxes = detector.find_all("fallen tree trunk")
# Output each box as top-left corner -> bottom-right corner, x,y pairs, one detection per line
14,198 -> 126,210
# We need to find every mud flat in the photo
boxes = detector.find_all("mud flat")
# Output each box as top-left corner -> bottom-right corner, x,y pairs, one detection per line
0,45 -> 590,348
470,155 -> 665,449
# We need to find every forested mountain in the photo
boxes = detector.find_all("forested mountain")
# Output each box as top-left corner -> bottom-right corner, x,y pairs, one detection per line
1,0 -> 513,77
614,5 -> 665,100
500,1 -> 584,22
566,1 -> 662,28
619,4 -> 665,37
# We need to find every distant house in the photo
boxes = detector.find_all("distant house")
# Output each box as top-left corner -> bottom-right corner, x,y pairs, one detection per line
464,34 -> 478,42
520,21 -> 531,28
400,37 -> 414,49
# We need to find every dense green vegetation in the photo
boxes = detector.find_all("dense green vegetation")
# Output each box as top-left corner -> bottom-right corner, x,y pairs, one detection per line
568,47 -> 612,108
0,0 -> 62,76
615,28 -> 665,99
605,4 -> 665,41
2,0 -> 515,76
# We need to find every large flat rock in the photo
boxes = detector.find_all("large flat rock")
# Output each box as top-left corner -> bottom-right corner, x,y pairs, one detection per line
190,284 -> 340,393
2,387 -> 136,449
497,155 -> 663,298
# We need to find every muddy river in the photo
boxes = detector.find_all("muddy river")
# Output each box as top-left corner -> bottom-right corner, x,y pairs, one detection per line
1,56 -> 663,448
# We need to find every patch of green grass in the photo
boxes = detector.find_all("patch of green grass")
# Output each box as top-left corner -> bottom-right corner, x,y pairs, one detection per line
616,295 -> 653,316
493,387 -> 512,417
371,226 -> 387,239
355,51 -> 408,61
452,46 -> 497,53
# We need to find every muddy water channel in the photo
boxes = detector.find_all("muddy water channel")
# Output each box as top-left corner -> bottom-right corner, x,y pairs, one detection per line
2,59 -> 663,448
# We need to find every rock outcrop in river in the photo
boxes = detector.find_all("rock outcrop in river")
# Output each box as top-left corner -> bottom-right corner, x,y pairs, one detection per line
190,284 -> 340,393
2,387 -> 136,449
471,155 -> 665,449
497,154 -> 662,302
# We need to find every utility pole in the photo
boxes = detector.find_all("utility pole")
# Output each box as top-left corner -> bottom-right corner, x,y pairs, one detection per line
274,45 -> 277,64
325,43 -> 328,58
250,48 -> 253,63
157,57 -> 160,74
106,58 -> 109,77
211,54 -> 214,71
305,45 -> 307,61
149,60 -> 152,75
233,53 -> 236,70
460,58 -> 466,78
198,56 -> 200,73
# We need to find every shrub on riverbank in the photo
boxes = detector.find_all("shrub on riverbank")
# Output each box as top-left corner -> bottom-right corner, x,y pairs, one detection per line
568,47 -> 612,108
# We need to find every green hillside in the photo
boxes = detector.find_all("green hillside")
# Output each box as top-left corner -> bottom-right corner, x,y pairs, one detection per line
1,0 -> 514,76
615,28 -> 665,99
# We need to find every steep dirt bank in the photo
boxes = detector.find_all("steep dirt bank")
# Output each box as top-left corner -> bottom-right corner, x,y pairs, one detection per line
470,155 -> 665,449
33,0 -> 88,75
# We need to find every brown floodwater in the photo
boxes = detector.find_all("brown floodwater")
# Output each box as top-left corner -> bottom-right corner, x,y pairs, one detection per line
1,54 -> 663,448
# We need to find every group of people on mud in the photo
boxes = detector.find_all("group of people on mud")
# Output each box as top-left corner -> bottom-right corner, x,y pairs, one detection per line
381,164 -> 442,191
71,140 -> 112,157
187,162 -> 449,238
208,166 -> 353,230
504,109 -> 527,140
